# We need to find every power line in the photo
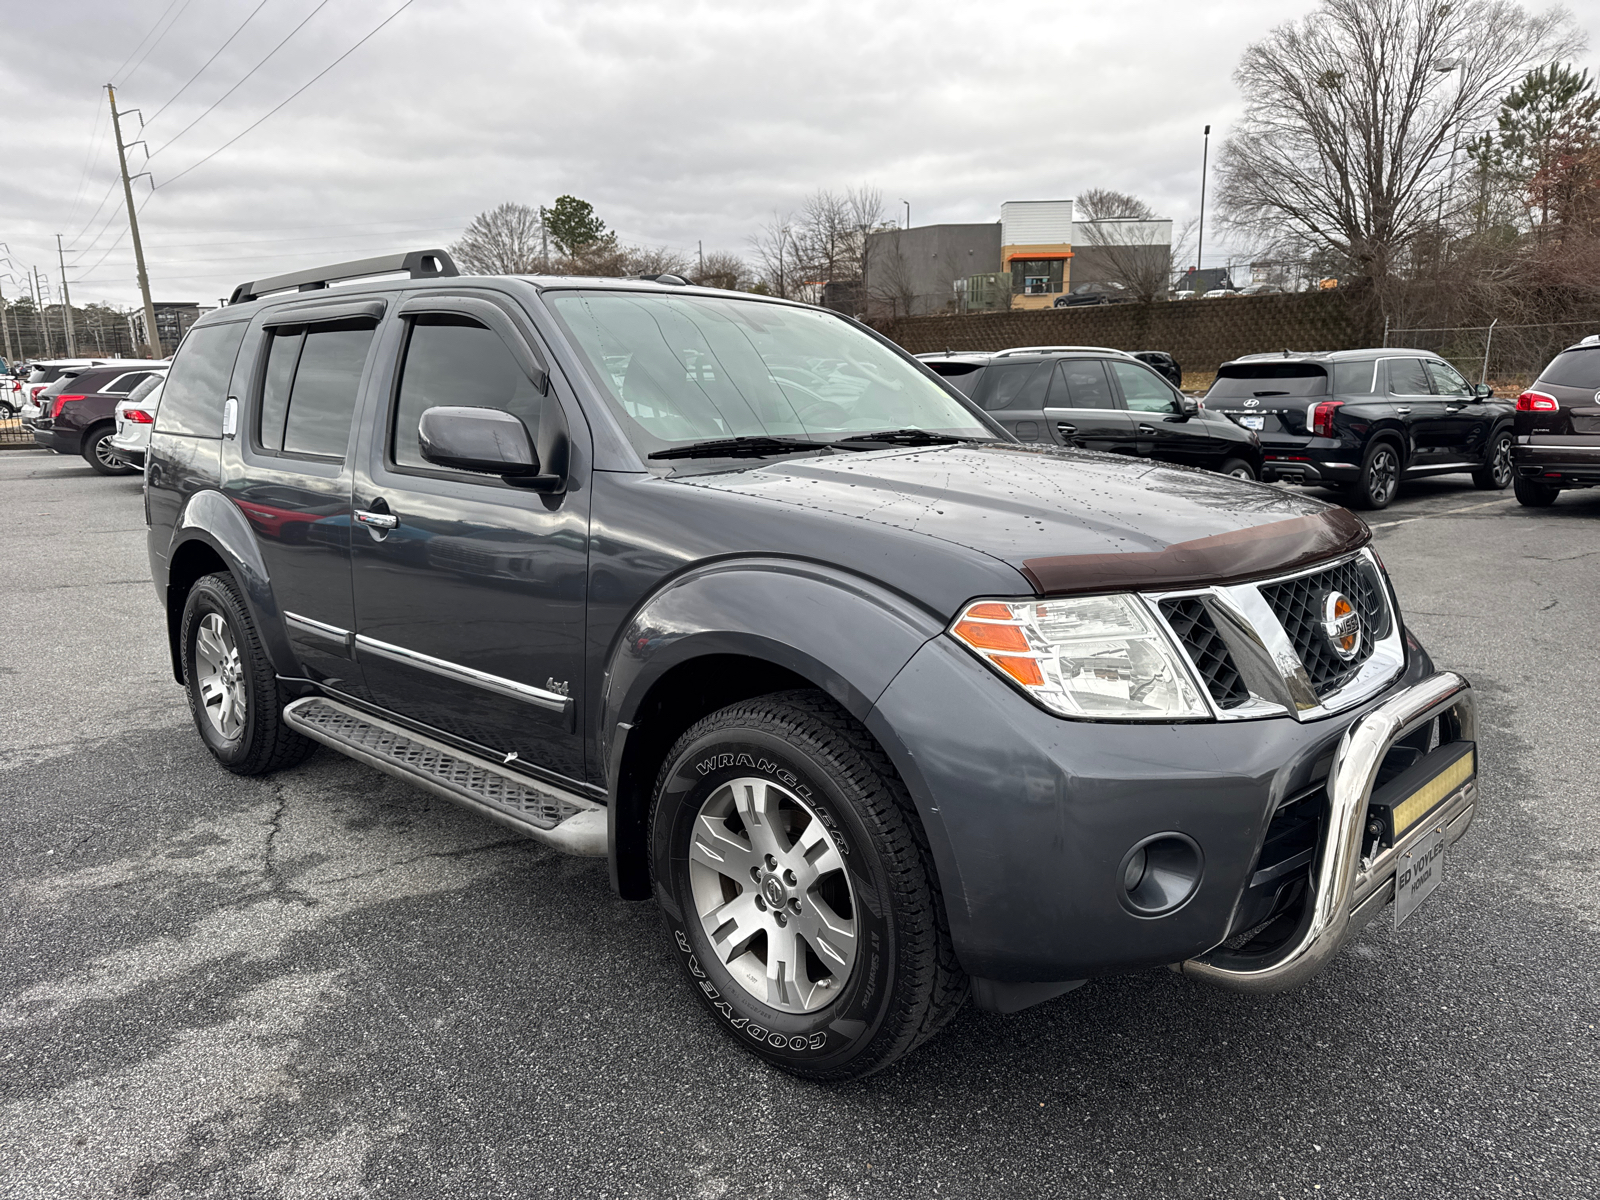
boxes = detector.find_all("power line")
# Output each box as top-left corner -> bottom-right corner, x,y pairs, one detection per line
66,177 -> 124,247
150,0 -> 331,159
147,0 -> 277,125
117,0 -> 200,90
156,0 -> 420,190
107,0 -> 186,86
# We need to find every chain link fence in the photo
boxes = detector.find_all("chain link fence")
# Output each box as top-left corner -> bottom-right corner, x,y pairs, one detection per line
1384,318 -> 1600,391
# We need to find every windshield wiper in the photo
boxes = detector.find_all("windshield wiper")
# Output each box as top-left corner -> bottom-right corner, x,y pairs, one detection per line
827,428 -> 980,448
648,435 -> 835,460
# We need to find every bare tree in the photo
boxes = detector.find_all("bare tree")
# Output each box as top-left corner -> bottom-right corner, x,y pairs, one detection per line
749,213 -> 798,298
450,202 -> 546,274
1076,189 -> 1156,221
697,251 -> 750,290
1216,0 -> 1581,291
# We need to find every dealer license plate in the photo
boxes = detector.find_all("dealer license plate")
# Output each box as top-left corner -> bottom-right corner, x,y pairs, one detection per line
1394,825 -> 1446,928
1239,415 -> 1265,430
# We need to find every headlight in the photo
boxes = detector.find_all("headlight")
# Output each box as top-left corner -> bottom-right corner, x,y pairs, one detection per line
950,595 -> 1209,721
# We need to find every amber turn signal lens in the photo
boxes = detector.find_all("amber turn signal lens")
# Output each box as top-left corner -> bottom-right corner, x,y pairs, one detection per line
952,619 -> 1029,653
991,655 -> 1044,687
964,602 -> 1015,620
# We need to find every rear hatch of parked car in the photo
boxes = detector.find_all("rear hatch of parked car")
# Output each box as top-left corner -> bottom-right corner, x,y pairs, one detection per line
1202,363 -> 1328,444
1518,343 -> 1600,478
920,357 -> 991,397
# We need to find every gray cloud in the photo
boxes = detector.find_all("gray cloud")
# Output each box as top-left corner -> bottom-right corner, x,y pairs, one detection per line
4,0 -> 1590,310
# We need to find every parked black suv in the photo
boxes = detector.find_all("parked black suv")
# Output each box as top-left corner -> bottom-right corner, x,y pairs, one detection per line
146,250 -> 1479,1079
1203,349 -> 1515,508
1511,334 -> 1600,506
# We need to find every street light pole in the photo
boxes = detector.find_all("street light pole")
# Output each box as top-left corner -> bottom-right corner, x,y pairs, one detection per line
1196,124 -> 1211,291
901,199 -> 911,229
108,84 -> 162,358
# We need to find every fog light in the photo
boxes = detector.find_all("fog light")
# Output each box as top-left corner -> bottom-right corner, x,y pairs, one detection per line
1117,834 -> 1203,917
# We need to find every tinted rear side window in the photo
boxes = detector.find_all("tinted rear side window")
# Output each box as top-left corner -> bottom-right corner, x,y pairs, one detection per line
1540,348 -> 1600,390
256,319 -> 375,459
973,360 -> 1052,410
1331,361 -> 1379,395
1206,364 -> 1328,399
157,322 -> 248,437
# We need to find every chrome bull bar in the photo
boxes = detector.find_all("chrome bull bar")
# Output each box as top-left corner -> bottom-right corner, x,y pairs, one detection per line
1181,670 -> 1477,994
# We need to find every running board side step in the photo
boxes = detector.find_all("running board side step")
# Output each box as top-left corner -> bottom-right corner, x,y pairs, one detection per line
283,696 -> 606,856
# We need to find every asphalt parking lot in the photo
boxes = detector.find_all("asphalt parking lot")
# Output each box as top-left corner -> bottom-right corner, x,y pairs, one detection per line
2,448 -> 1598,1200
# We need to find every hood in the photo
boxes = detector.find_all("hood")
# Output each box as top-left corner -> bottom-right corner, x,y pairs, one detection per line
673,442 -> 1368,595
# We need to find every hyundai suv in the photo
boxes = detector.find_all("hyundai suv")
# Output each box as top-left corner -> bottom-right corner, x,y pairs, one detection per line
1203,349 -> 1516,508
145,249 -> 1479,1079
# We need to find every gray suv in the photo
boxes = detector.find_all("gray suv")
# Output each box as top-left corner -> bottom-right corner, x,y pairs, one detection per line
144,250 -> 1480,1078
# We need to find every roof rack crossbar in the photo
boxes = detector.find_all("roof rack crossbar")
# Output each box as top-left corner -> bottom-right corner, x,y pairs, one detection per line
229,248 -> 458,306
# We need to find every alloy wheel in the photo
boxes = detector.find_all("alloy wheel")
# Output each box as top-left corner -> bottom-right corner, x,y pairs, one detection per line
94,435 -> 122,471
1491,435 -> 1513,487
1368,448 -> 1398,505
687,775 -> 858,1014
194,613 -> 247,739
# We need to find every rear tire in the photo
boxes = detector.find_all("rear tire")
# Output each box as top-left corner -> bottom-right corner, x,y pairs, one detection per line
1472,429 -> 1514,490
83,425 -> 137,476
1351,440 -> 1402,510
1219,457 -> 1257,481
1513,476 -> 1560,508
180,572 -> 316,775
650,690 -> 966,1080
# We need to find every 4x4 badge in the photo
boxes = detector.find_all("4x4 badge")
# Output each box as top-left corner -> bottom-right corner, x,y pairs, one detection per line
1321,592 -> 1362,661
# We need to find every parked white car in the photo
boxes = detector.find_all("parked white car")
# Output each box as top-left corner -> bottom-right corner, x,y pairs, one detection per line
109,375 -> 165,468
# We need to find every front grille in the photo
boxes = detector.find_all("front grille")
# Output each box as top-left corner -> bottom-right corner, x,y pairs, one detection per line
1258,557 -> 1390,697
1159,597 -> 1251,709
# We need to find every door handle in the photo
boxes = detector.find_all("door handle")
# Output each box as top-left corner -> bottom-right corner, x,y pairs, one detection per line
1137,424 -> 1157,434
1396,407 -> 1412,415
1445,405 -> 1462,412
1056,422 -> 1077,435
355,509 -> 398,530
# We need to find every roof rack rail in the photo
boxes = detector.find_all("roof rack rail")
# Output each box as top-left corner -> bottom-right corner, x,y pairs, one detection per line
992,345 -> 1136,358
229,248 -> 458,306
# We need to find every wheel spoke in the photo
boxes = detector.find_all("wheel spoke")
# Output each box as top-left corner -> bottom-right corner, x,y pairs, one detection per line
765,923 -> 805,1008
689,813 -> 761,881
794,816 -> 844,881
732,780 -> 787,858
705,892 -> 767,965
795,895 -> 856,972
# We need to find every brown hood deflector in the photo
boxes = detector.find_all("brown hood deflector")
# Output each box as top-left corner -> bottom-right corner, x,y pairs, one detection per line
1020,506 -> 1371,596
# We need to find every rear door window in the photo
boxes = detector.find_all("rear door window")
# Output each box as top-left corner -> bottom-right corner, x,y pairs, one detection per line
156,322 -> 248,437
255,319 -> 376,459
1048,359 -> 1118,408
1386,358 -> 1433,396
1539,348 -> 1600,389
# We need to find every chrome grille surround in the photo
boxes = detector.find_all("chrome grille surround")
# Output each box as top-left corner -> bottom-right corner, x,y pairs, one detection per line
1139,547 -> 1405,723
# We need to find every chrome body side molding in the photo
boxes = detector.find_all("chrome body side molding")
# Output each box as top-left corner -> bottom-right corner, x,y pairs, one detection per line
352,634 -> 572,714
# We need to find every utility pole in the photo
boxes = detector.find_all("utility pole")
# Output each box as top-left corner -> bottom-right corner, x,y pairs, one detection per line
33,268 -> 54,357
54,234 -> 77,357
0,277 -> 15,365
1196,124 -> 1211,291
108,84 -> 162,358
697,240 -> 703,278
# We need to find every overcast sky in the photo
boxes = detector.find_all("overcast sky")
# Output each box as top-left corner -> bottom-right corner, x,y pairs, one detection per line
1,0 -> 1595,311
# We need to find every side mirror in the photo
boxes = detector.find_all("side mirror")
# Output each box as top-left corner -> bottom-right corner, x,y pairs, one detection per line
1179,395 -> 1200,416
417,406 -> 562,490
1473,383 -> 1494,400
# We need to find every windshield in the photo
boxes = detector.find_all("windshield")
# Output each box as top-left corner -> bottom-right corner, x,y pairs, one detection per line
545,291 -> 992,456
1205,364 -> 1328,400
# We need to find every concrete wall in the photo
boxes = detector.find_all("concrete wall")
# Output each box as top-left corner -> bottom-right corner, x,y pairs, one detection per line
873,291 -> 1377,375
864,223 -> 1002,317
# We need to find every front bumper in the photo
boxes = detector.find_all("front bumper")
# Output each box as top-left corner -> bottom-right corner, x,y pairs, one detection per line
865,632 -> 1446,983
1179,670 -> 1474,992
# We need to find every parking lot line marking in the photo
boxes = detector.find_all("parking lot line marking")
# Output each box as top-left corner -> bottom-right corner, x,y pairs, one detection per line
1373,499 -> 1516,529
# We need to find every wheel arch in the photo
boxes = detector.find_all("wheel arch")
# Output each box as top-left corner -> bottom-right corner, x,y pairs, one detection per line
165,490 -> 292,684
601,558 -> 950,901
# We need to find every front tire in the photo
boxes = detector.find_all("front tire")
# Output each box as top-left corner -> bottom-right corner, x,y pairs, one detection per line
1513,476 -> 1560,507
650,690 -> 965,1080
180,572 -> 316,775
1351,441 -> 1402,510
84,426 -> 137,476
1472,429 -> 1514,490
